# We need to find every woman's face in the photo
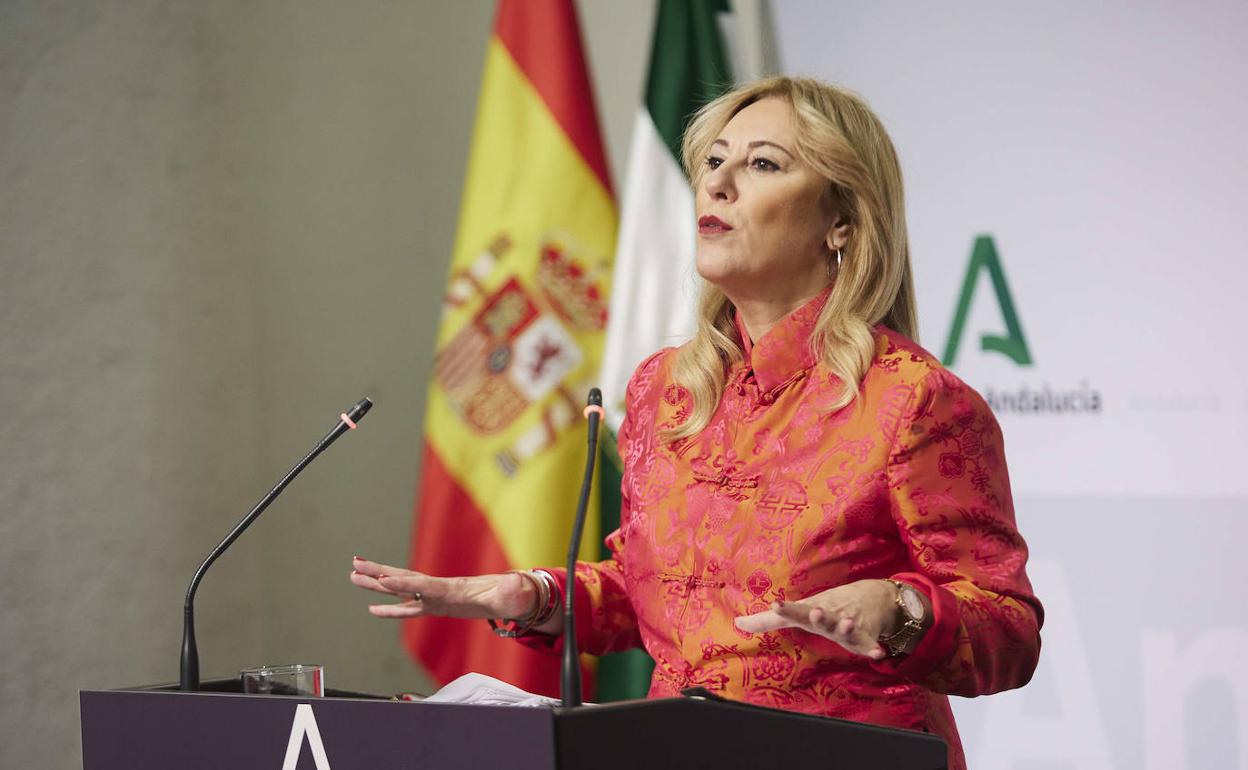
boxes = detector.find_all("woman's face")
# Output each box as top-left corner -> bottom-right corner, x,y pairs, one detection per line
694,97 -> 841,305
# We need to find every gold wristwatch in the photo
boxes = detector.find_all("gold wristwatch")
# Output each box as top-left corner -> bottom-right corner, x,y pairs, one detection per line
878,580 -> 929,657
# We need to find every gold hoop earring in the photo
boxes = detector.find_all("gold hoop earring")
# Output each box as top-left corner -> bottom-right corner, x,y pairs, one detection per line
827,248 -> 843,281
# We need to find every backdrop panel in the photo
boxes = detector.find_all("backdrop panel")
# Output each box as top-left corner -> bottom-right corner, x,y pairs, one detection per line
774,1 -> 1248,767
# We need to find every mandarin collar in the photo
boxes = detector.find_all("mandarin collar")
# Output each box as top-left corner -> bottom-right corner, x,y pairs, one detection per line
732,286 -> 831,394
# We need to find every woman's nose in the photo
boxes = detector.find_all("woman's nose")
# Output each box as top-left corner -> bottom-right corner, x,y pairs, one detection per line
703,165 -> 736,202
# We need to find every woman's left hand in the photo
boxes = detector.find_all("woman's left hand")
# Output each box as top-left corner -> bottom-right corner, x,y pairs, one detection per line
734,578 -> 901,661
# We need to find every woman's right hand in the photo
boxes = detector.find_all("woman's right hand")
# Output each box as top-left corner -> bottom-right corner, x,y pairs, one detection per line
349,556 -> 539,622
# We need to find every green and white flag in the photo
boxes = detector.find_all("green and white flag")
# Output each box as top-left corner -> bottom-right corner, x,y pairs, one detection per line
594,0 -> 734,702
598,0 -> 734,430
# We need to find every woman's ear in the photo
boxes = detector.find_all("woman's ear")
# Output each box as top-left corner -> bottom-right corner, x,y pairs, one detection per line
826,214 -> 852,252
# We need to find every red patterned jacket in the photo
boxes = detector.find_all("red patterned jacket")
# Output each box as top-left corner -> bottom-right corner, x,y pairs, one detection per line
522,291 -> 1043,770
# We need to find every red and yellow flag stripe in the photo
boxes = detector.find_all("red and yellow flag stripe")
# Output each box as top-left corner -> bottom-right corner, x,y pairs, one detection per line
406,0 -> 616,698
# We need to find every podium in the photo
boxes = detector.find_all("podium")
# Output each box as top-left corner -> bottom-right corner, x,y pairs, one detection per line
80,679 -> 947,769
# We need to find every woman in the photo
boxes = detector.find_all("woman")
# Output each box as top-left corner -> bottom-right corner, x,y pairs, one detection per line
353,77 -> 1042,770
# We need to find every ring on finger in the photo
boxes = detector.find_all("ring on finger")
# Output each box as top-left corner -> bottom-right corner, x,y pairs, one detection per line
412,592 -> 423,603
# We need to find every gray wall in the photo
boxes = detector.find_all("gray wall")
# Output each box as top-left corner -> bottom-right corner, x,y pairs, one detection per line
0,2 -> 653,767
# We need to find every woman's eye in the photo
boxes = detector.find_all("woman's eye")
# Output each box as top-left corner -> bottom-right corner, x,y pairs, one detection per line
750,157 -> 779,172
705,155 -> 724,170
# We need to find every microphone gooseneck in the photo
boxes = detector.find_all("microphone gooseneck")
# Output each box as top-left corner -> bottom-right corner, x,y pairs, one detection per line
561,387 -> 603,708
179,397 -> 373,691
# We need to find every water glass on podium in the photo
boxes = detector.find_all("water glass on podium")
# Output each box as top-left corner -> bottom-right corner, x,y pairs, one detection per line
240,664 -> 324,696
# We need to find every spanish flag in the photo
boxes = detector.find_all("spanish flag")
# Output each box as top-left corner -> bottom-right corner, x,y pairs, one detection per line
405,0 -> 615,698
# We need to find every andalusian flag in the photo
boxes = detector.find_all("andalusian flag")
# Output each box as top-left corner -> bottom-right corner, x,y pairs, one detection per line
406,0 -> 615,698
598,0 -> 733,422
595,0 -> 733,701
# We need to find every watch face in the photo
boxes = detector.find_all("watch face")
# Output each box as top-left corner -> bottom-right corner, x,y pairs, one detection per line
899,585 -> 924,620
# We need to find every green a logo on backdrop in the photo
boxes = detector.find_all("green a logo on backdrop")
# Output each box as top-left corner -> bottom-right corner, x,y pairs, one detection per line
942,235 -> 1033,367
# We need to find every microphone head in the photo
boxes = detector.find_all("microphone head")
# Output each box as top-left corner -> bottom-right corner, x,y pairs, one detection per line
587,388 -> 602,407
347,397 -> 373,422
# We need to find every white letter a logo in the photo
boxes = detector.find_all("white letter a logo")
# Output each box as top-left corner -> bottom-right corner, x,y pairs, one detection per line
281,704 -> 332,770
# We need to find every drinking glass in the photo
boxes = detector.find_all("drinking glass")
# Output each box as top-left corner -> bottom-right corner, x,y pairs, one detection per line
240,664 -> 324,696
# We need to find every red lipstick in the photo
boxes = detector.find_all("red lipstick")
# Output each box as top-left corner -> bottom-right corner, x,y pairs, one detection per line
698,215 -> 732,234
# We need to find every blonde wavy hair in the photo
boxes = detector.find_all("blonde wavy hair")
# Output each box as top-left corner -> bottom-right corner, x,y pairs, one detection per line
667,77 -> 917,441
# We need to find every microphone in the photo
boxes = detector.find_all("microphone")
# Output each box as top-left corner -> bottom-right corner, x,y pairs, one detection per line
180,397 -> 373,691
561,388 -> 604,708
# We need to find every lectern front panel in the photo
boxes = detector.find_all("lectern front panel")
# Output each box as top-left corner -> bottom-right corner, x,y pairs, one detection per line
80,690 -> 556,770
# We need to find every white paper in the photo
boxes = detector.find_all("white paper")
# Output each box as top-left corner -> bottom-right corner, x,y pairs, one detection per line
422,672 -> 563,708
